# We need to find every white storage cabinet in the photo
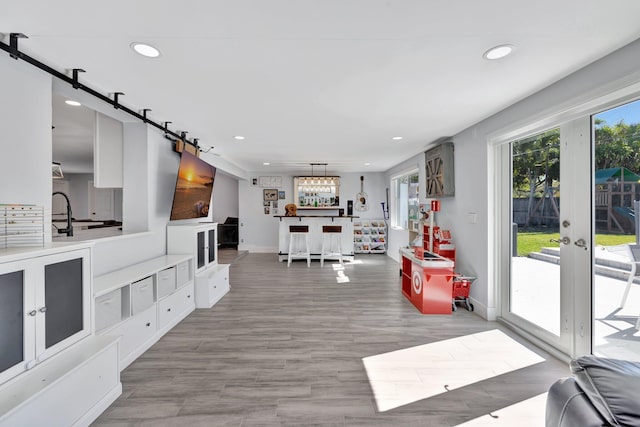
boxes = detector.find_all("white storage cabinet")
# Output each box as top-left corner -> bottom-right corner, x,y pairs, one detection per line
167,223 -> 218,273
94,255 -> 195,370
0,243 -> 121,426
194,263 -> 230,308
0,245 -> 92,386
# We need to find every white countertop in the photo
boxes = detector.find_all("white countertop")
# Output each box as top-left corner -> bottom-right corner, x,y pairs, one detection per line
400,247 -> 455,268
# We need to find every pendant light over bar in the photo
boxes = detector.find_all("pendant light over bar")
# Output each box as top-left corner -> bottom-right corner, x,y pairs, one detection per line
0,33 -> 201,150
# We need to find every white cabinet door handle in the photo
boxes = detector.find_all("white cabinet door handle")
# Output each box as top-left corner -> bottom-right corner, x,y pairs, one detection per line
28,310 -> 37,316
38,306 -> 47,313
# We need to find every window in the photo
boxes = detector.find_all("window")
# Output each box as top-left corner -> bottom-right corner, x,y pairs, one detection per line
392,170 -> 419,229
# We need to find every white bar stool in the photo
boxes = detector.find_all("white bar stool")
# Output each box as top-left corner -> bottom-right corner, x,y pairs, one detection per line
287,225 -> 311,267
320,225 -> 343,268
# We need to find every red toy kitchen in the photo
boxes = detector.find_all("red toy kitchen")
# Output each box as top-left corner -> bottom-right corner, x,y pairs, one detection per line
400,199 -> 474,314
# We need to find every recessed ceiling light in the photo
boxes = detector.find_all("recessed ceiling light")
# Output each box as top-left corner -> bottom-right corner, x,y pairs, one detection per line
65,100 -> 81,106
234,135 -> 245,140
263,162 -> 270,166
392,136 -> 403,141
483,44 -> 513,60
130,42 -> 160,58
364,162 -> 371,166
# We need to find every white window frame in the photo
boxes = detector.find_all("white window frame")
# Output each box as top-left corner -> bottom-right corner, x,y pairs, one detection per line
390,168 -> 419,230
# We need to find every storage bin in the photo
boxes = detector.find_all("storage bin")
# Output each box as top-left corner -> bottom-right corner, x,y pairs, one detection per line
95,289 -> 122,331
157,266 -> 176,299
176,260 -> 190,288
131,276 -> 154,315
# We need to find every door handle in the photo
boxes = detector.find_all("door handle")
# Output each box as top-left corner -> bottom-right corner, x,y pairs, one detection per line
550,236 -> 570,245
574,238 -> 588,251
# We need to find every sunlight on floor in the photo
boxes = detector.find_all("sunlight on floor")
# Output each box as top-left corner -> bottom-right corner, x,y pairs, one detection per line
456,393 -> 548,426
362,329 -> 545,412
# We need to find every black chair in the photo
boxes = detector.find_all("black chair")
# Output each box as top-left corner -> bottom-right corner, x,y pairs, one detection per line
217,217 -> 238,248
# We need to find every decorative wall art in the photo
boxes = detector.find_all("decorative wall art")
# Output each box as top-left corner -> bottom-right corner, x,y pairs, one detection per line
355,176 -> 369,211
263,189 -> 278,201
278,190 -> 285,200
425,141 -> 455,197
259,176 -> 283,188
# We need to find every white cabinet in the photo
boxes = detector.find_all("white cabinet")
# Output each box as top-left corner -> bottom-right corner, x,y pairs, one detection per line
0,245 -> 92,386
93,254 -> 195,369
158,282 -> 195,332
167,223 -> 218,273
0,243 -> 120,426
353,220 -> 387,254
194,263 -> 230,308
0,335 -> 121,427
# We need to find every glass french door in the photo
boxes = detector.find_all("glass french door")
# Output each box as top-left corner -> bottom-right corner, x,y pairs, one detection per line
592,99 -> 640,362
503,118 -> 592,357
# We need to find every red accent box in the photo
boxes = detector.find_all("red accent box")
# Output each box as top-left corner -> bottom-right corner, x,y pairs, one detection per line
408,262 -> 454,314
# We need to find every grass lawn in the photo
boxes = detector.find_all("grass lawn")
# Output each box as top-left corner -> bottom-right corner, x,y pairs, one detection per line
517,231 -> 636,256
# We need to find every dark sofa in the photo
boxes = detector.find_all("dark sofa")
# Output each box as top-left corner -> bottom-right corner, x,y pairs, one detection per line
217,217 -> 238,248
546,355 -> 640,427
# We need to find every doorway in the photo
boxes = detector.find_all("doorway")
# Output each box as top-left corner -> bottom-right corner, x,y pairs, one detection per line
501,118 -> 592,357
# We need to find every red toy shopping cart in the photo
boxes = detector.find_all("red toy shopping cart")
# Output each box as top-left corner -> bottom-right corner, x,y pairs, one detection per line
452,276 -> 475,311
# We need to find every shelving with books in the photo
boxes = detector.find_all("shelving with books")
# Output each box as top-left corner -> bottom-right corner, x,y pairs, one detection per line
353,219 -> 386,254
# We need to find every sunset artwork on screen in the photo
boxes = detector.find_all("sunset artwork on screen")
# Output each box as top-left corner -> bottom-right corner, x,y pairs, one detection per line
170,151 -> 216,220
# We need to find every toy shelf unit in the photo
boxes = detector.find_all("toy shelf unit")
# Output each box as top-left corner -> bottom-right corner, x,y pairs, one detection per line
353,220 -> 387,254
0,204 -> 45,248
93,254 -> 195,370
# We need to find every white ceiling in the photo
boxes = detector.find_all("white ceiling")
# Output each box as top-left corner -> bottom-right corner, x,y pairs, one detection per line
4,1 -> 640,174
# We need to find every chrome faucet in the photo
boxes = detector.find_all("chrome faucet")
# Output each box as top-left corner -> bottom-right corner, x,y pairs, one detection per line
52,191 -> 74,236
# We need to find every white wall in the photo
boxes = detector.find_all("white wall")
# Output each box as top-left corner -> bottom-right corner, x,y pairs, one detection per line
394,38 -> 640,321
92,127 -> 179,275
0,56 -> 194,276
238,172 -> 387,252
0,54 -> 53,241
212,172 -> 239,223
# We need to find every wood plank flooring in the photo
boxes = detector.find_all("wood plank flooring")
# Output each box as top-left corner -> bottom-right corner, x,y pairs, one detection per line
93,252 -> 569,426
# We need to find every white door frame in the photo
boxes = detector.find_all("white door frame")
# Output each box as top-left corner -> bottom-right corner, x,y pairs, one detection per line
491,122 -> 591,358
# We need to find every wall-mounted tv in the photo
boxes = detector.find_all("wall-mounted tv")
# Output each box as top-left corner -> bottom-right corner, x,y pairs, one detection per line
170,151 -> 216,221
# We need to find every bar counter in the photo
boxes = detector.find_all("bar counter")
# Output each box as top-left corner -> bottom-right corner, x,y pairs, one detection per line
275,215 -> 357,262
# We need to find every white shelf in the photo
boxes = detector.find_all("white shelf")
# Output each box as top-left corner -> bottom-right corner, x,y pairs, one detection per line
94,254 -> 196,370
354,219 -> 387,254
94,254 -> 193,297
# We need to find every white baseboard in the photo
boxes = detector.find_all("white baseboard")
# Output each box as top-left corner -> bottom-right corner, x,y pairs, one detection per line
468,297 -> 497,321
73,383 -> 122,427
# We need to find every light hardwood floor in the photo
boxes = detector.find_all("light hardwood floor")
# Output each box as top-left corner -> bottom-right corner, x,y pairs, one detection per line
93,251 -> 568,426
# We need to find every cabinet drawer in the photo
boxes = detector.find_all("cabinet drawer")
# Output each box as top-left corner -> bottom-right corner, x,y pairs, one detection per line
176,260 -> 191,288
210,269 -> 230,300
158,282 -> 194,330
95,289 -> 122,332
108,305 -> 157,360
131,276 -> 154,315
157,266 -> 176,299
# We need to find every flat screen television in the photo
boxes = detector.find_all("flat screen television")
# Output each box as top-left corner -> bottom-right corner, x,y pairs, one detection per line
170,151 -> 216,221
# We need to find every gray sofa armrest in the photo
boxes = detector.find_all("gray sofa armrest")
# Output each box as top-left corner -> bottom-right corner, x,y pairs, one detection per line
546,377 -> 607,427
571,356 -> 640,427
